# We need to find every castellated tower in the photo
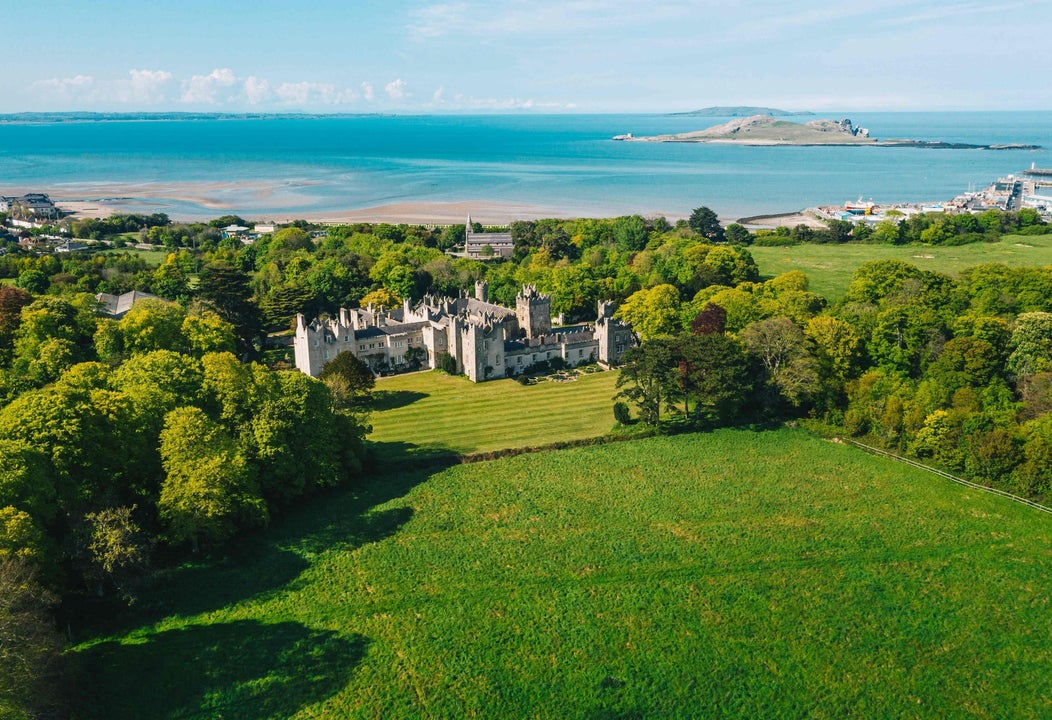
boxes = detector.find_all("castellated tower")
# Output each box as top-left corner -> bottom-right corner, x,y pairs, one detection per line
515,284 -> 552,339
595,299 -> 633,366
475,280 -> 488,302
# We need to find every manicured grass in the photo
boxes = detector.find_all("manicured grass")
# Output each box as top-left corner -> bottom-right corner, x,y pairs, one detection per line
366,369 -> 622,462
750,233 -> 1052,300
100,246 -> 170,267
72,429 -> 1052,719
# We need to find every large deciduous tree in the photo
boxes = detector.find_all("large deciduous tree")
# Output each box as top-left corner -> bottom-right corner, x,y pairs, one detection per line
1007,312 -> 1052,380
159,406 -> 266,552
741,317 -> 820,412
319,351 -> 375,407
615,285 -> 682,340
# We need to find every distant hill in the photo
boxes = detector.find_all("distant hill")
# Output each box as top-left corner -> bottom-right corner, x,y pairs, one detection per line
0,111 -> 384,124
670,106 -> 814,117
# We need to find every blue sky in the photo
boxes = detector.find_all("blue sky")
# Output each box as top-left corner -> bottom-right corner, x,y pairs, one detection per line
6,0 -> 1050,113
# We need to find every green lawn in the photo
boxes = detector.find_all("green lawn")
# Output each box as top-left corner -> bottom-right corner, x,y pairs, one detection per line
72,428 -> 1052,719
366,369 -> 622,462
100,246 -> 170,267
750,233 -> 1052,300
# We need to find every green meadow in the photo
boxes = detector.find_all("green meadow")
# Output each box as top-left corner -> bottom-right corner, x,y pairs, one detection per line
749,233 -> 1052,299
367,369 -> 622,462
100,246 -> 170,267
73,429 -> 1052,719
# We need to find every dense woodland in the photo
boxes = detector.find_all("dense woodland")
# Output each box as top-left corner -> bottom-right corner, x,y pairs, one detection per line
2,206 -> 1052,717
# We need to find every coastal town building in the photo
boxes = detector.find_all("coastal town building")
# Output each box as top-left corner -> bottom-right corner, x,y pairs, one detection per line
464,217 -> 515,259
95,290 -> 162,318
0,193 -> 60,221
294,283 -> 635,382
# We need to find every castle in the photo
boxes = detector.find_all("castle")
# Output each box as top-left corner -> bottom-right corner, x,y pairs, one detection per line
293,284 -> 635,382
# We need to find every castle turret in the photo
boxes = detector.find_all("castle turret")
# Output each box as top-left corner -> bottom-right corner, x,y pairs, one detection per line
515,284 -> 552,339
595,299 -> 634,366
475,280 -> 488,302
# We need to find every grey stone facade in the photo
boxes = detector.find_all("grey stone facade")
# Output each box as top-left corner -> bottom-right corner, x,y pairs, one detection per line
293,284 -> 635,382
464,216 -> 515,259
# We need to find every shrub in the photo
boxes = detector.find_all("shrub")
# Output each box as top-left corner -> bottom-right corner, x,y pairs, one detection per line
613,401 -> 632,425
438,353 -> 457,375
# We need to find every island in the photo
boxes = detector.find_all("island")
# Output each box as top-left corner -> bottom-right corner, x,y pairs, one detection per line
615,115 -> 1040,149
668,106 -> 814,117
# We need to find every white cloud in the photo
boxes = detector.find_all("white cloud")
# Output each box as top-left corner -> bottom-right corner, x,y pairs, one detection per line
274,81 -> 357,106
31,68 -> 417,110
35,75 -> 96,103
180,68 -> 239,105
123,69 -> 173,104
432,86 -> 445,104
440,90 -> 572,110
243,76 -> 272,105
385,78 -> 407,101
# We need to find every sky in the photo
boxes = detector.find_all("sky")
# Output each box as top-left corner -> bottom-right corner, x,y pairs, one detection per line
5,0 -> 1051,113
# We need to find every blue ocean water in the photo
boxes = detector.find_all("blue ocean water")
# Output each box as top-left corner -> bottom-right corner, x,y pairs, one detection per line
0,112 -> 1049,220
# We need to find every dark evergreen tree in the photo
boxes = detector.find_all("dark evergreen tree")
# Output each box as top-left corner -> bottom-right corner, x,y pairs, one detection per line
197,262 -> 262,351
688,206 -> 725,243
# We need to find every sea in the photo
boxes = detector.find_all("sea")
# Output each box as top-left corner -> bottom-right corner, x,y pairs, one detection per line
0,111 -> 1049,221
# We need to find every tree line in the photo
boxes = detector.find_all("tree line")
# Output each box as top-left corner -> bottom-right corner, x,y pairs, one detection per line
615,258 -> 1052,503
0,289 -> 366,718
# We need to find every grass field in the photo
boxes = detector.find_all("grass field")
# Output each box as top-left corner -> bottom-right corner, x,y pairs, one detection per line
749,233 -> 1052,300
100,246 -> 170,267
72,429 -> 1052,719
366,369 -> 622,462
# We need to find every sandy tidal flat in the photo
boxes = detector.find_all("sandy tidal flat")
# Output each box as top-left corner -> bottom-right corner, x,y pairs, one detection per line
1,180 -> 568,225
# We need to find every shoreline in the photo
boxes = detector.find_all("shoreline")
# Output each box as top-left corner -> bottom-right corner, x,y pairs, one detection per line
4,181 -> 804,227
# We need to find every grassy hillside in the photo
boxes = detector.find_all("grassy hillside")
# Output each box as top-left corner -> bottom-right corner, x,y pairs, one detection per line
73,429 -> 1052,719
749,233 -> 1052,300
366,369 -> 621,462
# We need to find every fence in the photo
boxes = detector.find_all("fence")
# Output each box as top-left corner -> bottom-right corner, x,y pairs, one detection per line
845,439 -> 1052,516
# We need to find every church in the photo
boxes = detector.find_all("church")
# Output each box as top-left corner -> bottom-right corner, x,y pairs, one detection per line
293,283 -> 635,382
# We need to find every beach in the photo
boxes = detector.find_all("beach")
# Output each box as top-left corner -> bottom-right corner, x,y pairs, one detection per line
0,181 -> 570,225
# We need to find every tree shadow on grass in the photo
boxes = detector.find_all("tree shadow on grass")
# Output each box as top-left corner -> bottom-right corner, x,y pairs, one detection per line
70,469 -> 439,718
366,439 -> 461,473
75,619 -> 366,720
75,465 -> 437,637
369,389 -> 428,411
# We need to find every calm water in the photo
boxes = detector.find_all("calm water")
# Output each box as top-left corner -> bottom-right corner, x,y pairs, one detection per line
0,112 -> 1049,219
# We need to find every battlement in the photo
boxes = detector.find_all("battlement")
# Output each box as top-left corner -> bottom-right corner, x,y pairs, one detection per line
294,284 -> 632,381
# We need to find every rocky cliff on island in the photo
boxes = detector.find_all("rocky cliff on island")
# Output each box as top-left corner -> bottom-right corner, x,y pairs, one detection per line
616,115 -> 1039,149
